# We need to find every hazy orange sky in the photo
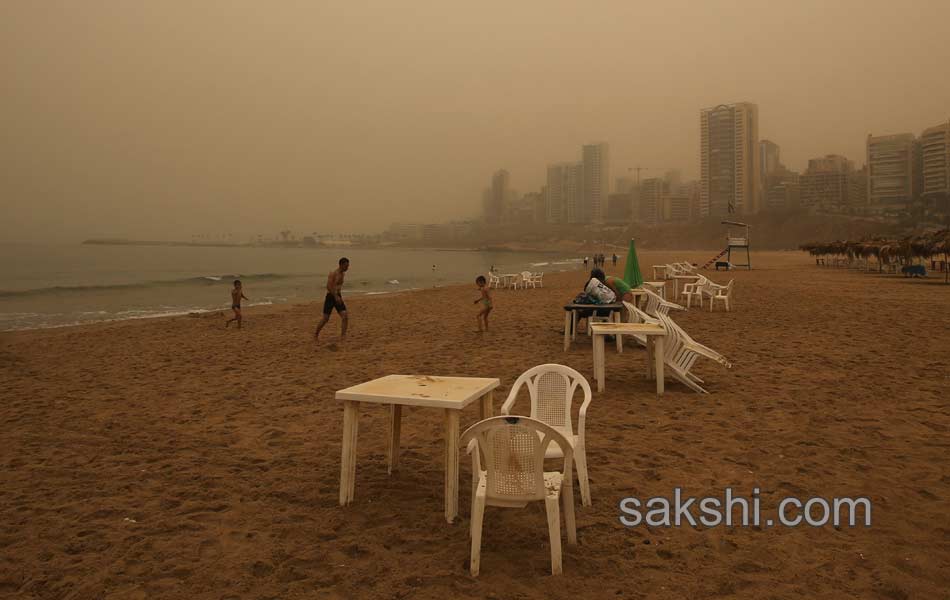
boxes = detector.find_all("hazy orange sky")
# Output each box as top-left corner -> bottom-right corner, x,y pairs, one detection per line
2,0 -> 948,242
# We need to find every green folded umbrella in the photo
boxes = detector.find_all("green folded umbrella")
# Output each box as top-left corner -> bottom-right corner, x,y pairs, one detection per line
623,238 -> 644,288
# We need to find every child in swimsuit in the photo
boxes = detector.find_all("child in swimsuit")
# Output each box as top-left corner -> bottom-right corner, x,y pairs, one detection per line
474,275 -> 492,332
226,280 -> 249,329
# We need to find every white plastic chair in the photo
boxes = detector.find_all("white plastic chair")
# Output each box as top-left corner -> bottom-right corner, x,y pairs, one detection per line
656,312 -> 732,393
706,279 -> 734,312
532,272 -> 544,288
500,364 -> 593,506
487,272 -> 501,289
461,415 -> 577,576
675,261 -> 696,273
642,288 -> 684,318
623,300 -> 657,347
680,275 -> 709,309
520,271 -> 535,289
641,281 -> 666,299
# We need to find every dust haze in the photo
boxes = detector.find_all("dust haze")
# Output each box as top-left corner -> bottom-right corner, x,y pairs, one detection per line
1,0 -> 948,243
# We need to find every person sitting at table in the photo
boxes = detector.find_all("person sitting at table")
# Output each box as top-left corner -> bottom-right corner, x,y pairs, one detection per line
585,269 -> 617,304
592,268 -> 635,303
572,269 -> 617,336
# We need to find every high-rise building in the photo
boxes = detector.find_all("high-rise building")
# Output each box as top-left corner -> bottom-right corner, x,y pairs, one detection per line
546,162 -> 584,224
920,121 -> 950,213
684,180 -> 701,221
758,140 -> 781,201
759,140 -> 781,174
534,188 -> 548,224
700,102 -> 760,217
638,177 -> 665,225
582,143 -> 610,223
867,133 -> 917,212
486,169 -> 510,223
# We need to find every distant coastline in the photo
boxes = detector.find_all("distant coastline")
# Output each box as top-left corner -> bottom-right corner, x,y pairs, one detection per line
80,238 -> 575,254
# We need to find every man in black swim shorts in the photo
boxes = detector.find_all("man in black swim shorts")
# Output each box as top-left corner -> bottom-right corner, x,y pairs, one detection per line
315,257 -> 349,343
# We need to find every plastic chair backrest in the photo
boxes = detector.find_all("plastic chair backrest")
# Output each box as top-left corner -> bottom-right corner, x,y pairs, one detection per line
460,416 -> 573,502
508,364 -> 590,438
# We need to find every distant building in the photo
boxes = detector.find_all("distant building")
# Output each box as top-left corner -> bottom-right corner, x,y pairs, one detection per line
546,162 -> 584,224
767,180 -> 800,211
920,121 -> 950,214
799,155 -> 862,212
761,165 -> 799,211
606,193 -> 631,223
867,133 -> 917,213
387,223 -> 425,242
532,189 -> 548,224
582,143 -> 610,223
700,102 -> 761,217
507,192 -> 541,224
758,140 -> 781,201
688,180 -> 702,221
662,193 -> 691,222
484,169 -> 510,223
638,177 -> 665,225
615,176 -> 636,194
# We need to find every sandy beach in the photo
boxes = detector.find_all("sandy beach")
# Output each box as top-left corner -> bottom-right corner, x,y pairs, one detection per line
1,250 -> 948,599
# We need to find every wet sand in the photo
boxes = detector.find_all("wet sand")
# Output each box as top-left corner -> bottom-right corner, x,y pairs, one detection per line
1,251 -> 948,599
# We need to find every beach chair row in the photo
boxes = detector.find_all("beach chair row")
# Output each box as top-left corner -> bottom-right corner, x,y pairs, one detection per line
487,271 -> 543,289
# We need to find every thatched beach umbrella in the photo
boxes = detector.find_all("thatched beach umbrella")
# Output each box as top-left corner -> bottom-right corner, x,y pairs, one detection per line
926,229 -> 950,283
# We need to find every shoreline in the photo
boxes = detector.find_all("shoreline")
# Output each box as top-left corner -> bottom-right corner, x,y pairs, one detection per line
0,281 -> 479,336
1,260 -> 589,334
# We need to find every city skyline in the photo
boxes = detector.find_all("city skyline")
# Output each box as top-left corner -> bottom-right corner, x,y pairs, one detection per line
2,1 -> 950,242
484,112 -> 949,227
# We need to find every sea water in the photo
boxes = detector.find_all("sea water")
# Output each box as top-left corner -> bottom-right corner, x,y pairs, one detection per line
0,244 -> 583,331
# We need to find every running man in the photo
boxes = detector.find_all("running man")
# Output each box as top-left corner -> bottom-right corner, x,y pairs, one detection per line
315,257 -> 349,342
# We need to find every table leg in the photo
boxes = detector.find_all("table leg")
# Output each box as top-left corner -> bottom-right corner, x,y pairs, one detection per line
594,334 -> 605,392
479,391 -> 493,420
613,311 -> 623,353
563,311 -> 571,352
387,404 -> 402,475
655,337 -> 665,395
444,409 -> 460,523
646,337 -> 655,380
339,400 -> 359,506
571,310 -> 578,342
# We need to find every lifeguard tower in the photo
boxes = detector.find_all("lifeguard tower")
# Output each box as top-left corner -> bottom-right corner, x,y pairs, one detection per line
701,221 -> 751,270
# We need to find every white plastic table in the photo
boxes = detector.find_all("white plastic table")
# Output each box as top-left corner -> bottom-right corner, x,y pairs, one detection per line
563,302 -> 623,352
590,322 -> 667,395
336,375 -> 500,523
500,273 -> 519,288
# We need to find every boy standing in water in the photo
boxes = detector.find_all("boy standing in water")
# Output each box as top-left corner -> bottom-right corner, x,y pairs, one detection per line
315,257 -> 350,343
226,280 -> 249,329
474,275 -> 492,332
